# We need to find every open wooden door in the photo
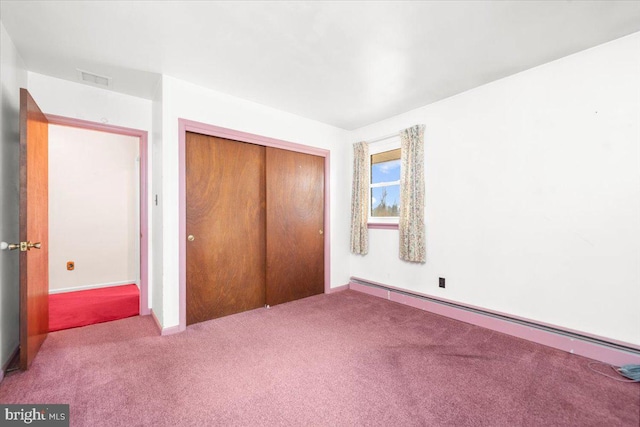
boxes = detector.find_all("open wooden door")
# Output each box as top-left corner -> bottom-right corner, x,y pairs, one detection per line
19,88 -> 49,370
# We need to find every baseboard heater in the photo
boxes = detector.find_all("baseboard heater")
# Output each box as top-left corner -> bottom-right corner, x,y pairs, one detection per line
349,277 -> 640,364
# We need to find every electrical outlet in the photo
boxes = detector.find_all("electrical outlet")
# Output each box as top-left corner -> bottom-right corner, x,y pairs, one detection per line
67,261 -> 74,271
439,277 -> 445,288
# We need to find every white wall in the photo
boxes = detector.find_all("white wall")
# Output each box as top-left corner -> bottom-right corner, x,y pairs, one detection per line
151,78 -> 163,322
0,21 -> 27,369
349,32 -> 640,346
157,75 -> 351,328
27,73 -> 154,308
27,73 -> 152,131
48,125 -> 139,292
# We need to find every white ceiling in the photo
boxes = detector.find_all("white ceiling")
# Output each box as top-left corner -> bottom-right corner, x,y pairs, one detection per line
2,1 -> 640,130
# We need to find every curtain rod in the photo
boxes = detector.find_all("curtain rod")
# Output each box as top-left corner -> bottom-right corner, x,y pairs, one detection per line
363,124 -> 424,144
366,130 -> 401,144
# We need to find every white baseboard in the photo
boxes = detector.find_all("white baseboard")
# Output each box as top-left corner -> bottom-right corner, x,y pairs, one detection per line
49,280 -> 138,294
150,309 -> 183,336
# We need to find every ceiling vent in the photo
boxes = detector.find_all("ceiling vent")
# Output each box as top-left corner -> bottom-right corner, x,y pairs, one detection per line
76,69 -> 112,88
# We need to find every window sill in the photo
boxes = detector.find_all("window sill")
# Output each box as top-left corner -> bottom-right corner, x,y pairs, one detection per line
368,223 -> 399,230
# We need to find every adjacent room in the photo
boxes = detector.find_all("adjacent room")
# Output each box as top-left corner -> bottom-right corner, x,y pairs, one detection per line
0,1 -> 638,426
47,124 -> 143,332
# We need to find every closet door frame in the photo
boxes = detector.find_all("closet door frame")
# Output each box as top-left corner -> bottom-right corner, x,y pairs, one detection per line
177,118 -> 330,332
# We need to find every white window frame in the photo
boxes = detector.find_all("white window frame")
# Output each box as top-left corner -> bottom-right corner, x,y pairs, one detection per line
368,136 -> 401,225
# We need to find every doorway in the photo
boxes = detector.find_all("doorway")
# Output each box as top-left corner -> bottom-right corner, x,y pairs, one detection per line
17,89 -> 149,369
46,115 -> 150,315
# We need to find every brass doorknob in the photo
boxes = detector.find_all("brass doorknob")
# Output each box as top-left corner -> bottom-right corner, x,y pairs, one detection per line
188,235 -> 195,242
1,242 -> 19,251
319,230 -> 323,235
1,241 -> 41,251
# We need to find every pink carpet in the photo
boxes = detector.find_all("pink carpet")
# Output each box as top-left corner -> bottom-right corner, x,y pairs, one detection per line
2,290 -> 638,426
48,284 -> 139,332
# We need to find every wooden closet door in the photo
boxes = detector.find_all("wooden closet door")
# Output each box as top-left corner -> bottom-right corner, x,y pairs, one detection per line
266,147 -> 324,306
186,132 -> 266,325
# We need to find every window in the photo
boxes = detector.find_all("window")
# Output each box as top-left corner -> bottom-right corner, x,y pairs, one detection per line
369,138 -> 401,225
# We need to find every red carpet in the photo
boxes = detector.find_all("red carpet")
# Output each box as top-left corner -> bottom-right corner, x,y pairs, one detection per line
49,284 -> 139,332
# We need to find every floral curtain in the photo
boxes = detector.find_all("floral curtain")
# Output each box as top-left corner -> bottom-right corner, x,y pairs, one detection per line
399,125 -> 426,263
350,141 -> 369,255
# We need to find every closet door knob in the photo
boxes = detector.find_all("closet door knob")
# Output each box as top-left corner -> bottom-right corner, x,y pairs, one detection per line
319,230 -> 323,235
188,235 -> 195,242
